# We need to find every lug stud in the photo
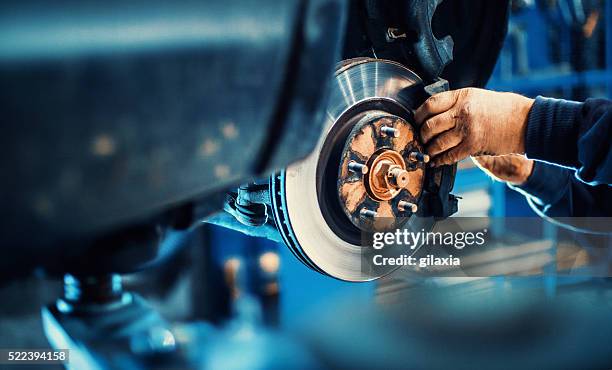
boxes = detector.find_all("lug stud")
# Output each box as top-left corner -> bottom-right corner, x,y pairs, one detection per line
348,161 -> 369,174
381,126 -> 399,138
398,200 -> 418,213
408,151 -> 430,163
360,208 -> 377,218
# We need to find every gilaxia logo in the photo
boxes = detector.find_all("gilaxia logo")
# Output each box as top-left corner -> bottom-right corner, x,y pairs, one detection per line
372,228 -> 488,250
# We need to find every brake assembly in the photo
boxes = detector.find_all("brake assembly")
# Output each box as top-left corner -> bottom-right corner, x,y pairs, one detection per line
220,0 -> 474,281
267,58 -> 458,281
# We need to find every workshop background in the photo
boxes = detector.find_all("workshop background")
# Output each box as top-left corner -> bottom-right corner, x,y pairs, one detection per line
1,0 -> 611,368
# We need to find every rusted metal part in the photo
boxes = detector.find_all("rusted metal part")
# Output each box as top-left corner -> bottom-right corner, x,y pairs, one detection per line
408,151 -> 430,163
348,161 -> 369,174
366,149 -> 407,201
398,200 -> 418,213
337,110 -> 425,231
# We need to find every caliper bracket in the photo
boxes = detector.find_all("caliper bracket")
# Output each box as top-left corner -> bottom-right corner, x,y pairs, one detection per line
417,78 -> 458,220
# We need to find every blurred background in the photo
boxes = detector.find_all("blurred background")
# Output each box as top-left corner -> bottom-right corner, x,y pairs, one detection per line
1,0 -> 611,368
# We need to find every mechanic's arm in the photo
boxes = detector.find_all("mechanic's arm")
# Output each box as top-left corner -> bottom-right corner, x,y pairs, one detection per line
475,155 -> 612,232
415,88 -> 612,186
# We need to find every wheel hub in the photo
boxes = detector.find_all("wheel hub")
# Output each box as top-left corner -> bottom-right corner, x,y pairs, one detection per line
366,149 -> 409,201
337,111 -> 428,231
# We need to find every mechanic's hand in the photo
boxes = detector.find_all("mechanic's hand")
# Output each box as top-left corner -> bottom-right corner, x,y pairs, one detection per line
473,154 -> 534,185
414,88 -> 534,167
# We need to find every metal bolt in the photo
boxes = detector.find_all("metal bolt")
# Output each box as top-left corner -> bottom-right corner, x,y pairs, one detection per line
348,161 -> 369,174
398,200 -> 418,213
387,167 -> 409,188
360,208 -> 377,218
381,125 -> 399,138
408,151 -> 430,163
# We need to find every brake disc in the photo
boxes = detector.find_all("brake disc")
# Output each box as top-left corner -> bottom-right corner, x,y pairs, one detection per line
271,58 -> 446,281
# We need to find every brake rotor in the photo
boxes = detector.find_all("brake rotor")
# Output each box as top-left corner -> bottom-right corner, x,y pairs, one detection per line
271,58 -> 435,281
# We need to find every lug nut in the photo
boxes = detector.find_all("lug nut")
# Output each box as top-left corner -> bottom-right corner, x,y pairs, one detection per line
360,209 -> 377,218
348,161 -> 369,174
381,126 -> 399,138
408,151 -> 430,163
398,200 -> 418,213
387,167 -> 409,188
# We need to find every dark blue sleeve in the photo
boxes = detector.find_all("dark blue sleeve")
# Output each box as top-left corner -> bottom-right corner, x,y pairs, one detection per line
510,161 -> 571,211
510,161 -> 612,232
524,96 -> 612,186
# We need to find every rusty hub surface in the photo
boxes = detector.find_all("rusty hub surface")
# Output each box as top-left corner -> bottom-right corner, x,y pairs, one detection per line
365,149 -> 409,201
337,110 -> 426,231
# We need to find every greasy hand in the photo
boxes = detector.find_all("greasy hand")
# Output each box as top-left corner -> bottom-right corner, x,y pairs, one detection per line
414,88 -> 534,167
473,154 -> 534,185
